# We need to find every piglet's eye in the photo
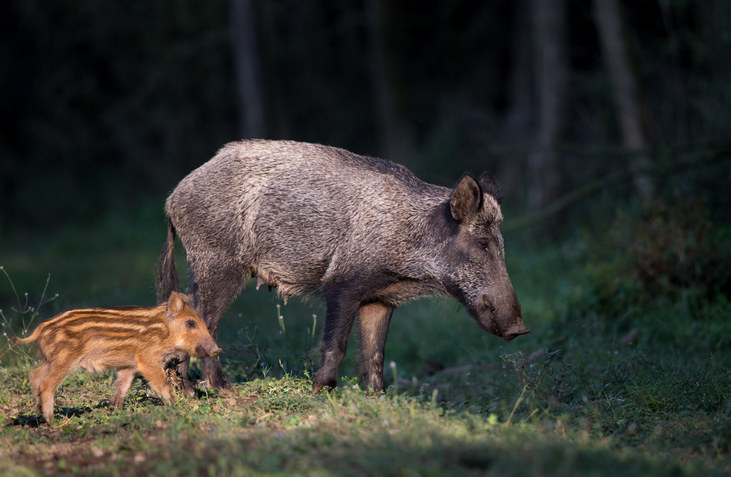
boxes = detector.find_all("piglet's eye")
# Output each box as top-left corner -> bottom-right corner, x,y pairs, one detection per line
186,320 -> 197,329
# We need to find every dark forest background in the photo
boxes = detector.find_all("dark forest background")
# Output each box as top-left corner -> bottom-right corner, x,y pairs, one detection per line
2,0 -> 730,234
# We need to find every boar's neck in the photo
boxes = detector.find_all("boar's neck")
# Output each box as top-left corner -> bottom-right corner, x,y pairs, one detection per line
416,200 -> 464,294
376,200 -> 457,303
425,200 -> 460,239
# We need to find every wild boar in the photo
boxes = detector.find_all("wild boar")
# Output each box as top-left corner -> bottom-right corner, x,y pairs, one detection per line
12,291 -> 221,423
158,140 -> 529,394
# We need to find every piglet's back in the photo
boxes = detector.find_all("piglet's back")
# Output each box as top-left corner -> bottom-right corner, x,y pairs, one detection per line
28,305 -> 171,364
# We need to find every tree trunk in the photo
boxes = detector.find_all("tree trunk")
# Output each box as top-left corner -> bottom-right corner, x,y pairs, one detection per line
698,0 -> 731,140
593,0 -> 653,198
366,0 -> 405,159
230,0 -> 264,139
527,0 -> 567,208
506,0 -> 533,141
500,0 -> 534,200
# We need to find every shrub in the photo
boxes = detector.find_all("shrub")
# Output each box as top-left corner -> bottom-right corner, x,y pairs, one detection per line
611,198 -> 730,299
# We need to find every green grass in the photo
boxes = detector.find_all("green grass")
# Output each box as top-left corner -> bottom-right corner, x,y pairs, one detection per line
0,205 -> 729,476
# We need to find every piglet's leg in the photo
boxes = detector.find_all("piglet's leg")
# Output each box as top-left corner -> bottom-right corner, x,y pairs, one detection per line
38,361 -> 73,424
111,368 -> 137,409
29,361 -> 51,414
137,359 -> 174,405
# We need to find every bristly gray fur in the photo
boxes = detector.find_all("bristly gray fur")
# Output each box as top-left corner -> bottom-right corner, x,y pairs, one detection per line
157,139 -> 529,392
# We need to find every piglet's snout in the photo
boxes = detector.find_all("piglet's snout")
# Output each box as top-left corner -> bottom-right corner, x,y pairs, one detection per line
196,344 -> 222,358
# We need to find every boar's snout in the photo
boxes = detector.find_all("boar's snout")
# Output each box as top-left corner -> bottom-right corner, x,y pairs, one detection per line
500,323 -> 530,341
479,314 -> 530,341
479,294 -> 530,341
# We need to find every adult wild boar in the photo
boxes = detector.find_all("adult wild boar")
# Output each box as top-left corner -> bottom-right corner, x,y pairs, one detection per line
157,140 -> 529,394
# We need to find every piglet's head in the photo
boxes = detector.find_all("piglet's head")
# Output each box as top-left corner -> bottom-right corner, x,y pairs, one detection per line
166,292 -> 222,358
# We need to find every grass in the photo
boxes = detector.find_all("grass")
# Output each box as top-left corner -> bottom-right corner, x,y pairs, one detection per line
0,203 -> 729,476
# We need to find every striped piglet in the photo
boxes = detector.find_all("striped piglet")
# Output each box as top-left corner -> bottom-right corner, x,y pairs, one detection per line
13,291 -> 221,423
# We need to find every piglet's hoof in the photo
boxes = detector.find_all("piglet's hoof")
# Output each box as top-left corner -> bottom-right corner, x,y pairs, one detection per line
217,385 -> 239,397
312,376 -> 338,394
199,379 -> 238,397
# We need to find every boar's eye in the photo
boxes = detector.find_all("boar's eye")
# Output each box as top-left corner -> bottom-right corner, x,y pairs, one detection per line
186,319 -> 197,330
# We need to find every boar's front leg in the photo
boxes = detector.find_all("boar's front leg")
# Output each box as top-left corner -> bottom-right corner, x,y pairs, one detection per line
312,288 -> 360,393
357,302 -> 393,392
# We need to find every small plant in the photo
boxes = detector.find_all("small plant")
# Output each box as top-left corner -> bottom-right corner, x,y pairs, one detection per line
500,348 -> 570,415
310,314 -> 317,342
0,267 -> 58,367
389,361 -> 398,394
276,303 -> 285,334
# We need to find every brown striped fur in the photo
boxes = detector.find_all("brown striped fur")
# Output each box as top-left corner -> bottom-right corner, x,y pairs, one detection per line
12,292 -> 221,424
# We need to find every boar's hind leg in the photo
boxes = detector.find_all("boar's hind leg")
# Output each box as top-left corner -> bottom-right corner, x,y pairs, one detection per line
190,260 -> 245,392
358,302 -> 393,392
312,290 -> 360,393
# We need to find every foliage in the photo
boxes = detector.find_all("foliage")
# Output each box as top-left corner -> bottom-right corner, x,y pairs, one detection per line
611,198 -> 730,299
563,194 -> 731,327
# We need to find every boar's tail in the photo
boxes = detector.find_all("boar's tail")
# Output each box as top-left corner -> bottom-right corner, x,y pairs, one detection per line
156,215 -> 181,304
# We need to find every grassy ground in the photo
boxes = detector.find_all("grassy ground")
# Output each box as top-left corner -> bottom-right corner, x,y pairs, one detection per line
0,203 -> 729,476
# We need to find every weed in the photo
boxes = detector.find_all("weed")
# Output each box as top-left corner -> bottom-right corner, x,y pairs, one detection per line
0,267 -> 57,367
276,303 -> 285,334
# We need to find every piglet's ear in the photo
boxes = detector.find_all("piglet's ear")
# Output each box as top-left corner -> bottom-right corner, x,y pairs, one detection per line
450,174 -> 481,223
167,291 -> 185,316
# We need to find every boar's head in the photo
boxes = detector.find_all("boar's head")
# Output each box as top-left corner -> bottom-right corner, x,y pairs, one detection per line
441,173 -> 529,341
166,292 -> 223,358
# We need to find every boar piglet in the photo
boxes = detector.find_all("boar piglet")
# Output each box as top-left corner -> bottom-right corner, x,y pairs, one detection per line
12,291 -> 221,423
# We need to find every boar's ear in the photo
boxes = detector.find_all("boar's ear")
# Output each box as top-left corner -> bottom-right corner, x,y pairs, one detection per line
167,291 -> 185,316
450,174 -> 481,223
478,172 -> 503,205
